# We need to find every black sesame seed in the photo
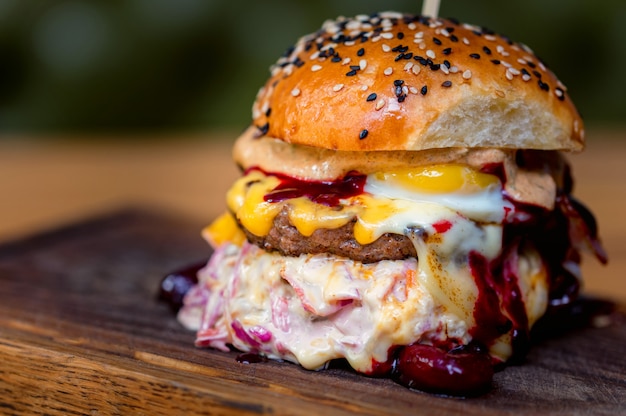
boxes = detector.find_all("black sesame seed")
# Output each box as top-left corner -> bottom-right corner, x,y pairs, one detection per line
521,68 -> 530,76
442,47 -> 452,55
357,48 -> 365,56
366,93 -> 377,101
473,30 -> 482,36
415,56 -> 429,66
538,80 -> 550,91
392,45 -> 409,53
403,52 -> 413,59
533,70 -> 542,79
421,85 -> 428,95
443,60 -> 451,68
445,26 -> 456,32
398,94 -> 406,102
430,63 -> 441,71
359,129 -> 369,140
526,61 -> 536,68
433,37 -> 442,45
395,85 -> 403,96
346,69 -> 358,76
282,45 -> 295,57
397,32 -> 405,39
483,46 -> 492,55
350,65 -> 361,70
470,53 -> 481,59
265,108 -> 272,117
491,59 -> 501,65
331,56 -> 342,63
450,34 -> 459,42
395,53 -> 405,61
394,79 -> 405,86
258,122 -> 269,135
442,80 -> 452,88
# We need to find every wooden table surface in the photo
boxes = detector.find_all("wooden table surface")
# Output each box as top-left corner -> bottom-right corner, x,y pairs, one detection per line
1,128 -> 624,302
1,128 -> 625,414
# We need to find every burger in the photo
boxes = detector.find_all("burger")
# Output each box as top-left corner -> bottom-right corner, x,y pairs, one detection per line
170,12 -> 607,394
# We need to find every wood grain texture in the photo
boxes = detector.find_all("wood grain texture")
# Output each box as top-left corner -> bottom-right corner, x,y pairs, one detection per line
0,211 -> 624,415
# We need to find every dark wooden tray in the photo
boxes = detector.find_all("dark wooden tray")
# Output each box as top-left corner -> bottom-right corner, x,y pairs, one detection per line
0,210 -> 624,415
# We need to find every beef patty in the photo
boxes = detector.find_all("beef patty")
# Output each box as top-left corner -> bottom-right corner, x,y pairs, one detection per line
243,208 -> 417,263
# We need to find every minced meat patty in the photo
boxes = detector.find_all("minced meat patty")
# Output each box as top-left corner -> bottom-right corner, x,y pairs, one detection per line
242,208 -> 417,263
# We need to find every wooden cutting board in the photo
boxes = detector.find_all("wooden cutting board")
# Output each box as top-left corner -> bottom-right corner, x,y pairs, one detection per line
0,211 -> 624,415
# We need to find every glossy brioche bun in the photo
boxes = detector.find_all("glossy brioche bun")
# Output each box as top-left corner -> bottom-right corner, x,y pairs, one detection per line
251,12 -> 584,152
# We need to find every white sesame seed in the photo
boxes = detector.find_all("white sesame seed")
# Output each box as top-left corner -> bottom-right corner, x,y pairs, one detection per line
415,31 -> 424,38
375,98 -> 385,110
463,69 -> 472,79
522,74 -> 531,82
342,57 -> 351,65
463,37 -> 470,45
555,89 -> 564,97
485,35 -> 496,41
360,59 -> 367,70
409,86 -> 418,94
505,70 -> 514,81
333,83 -> 344,92
408,22 -> 417,30
381,32 -> 394,39
382,44 -> 391,52
496,45 -> 505,54
346,20 -> 361,30
517,58 -> 527,65
509,67 -> 521,75
404,61 -> 414,71
310,51 -> 320,60
440,65 -> 449,74
360,84 -> 368,91
283,65 -> 293,76
311,64 -> 322,72
418,42 -> 426,50
538,61 -> 546,71
441,29 -> 450,37
344,40 -> 356,46
411,64 -> 421,75
402,85 -> 409,95
291,87 -> 301,97
371,35 -> 381,42
426,49 -> 436,59
271,66 -> 281,76
501,61 -> 512,68
449,66 -> 459,73
384,67 -> 393,76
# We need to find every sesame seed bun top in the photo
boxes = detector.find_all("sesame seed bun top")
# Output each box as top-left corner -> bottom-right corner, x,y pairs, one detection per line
250,12 -> 584,152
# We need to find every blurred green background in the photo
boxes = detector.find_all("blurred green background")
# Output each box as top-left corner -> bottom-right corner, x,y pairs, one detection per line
0,0 -> 624,135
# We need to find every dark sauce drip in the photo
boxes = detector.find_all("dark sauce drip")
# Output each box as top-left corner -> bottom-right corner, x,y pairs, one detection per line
158,261 -> 204,312
250,167 -> 367,207
236,352 -> 268,364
